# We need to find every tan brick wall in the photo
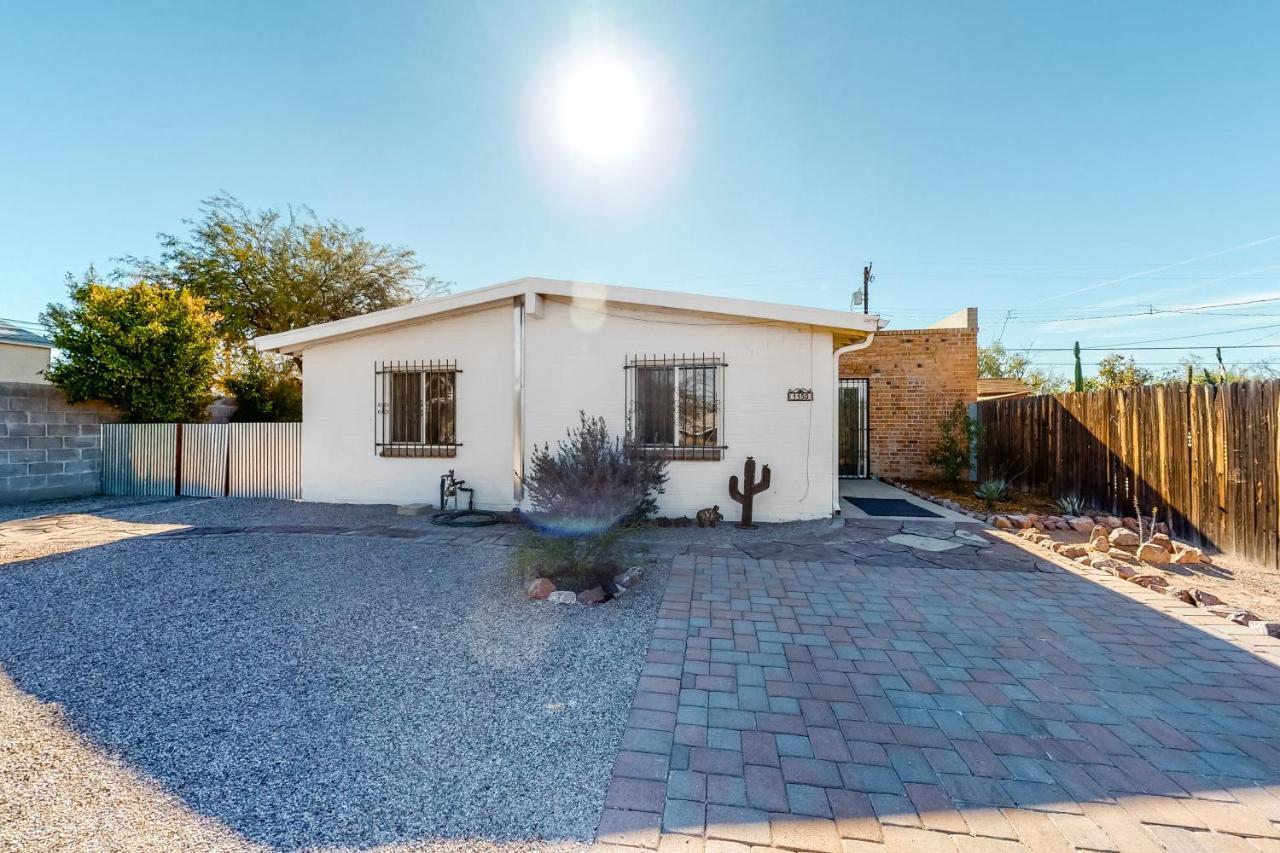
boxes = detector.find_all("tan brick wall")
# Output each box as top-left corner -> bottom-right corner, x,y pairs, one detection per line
839,326 -> 978,480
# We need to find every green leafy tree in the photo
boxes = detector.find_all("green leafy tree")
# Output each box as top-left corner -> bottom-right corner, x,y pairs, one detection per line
1090,353 -> 1155,389
978,341 -> 1069,394
116,193 -> 449,342
223,348 -> 302,422
926,400 -> 979,485
42,272 -> 219,422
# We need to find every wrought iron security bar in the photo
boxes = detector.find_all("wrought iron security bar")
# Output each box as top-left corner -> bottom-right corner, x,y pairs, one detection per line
374,360 -> 461,457
624,353 -> 727,461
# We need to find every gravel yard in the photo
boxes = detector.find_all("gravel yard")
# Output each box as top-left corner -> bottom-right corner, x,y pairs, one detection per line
0,499 -> 668,851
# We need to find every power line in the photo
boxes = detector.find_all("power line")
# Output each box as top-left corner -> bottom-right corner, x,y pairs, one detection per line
1020,343 -> 1280,352
1023,232 -> 1280,306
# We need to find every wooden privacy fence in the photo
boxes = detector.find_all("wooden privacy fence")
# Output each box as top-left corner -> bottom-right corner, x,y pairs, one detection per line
103,422 -> 301,500
976,381 -> 1279,568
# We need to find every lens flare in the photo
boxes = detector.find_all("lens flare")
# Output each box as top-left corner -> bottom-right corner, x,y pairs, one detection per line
554,51 -> 649,166
525,36 -> 689,215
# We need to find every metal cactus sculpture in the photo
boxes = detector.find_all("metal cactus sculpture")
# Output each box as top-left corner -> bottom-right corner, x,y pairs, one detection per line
729,456 -> 771,529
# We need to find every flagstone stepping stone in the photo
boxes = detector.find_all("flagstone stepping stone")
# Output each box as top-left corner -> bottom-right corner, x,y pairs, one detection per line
953,529 -> 990,546
858,552 -> 947,570
887,533 -> 964,552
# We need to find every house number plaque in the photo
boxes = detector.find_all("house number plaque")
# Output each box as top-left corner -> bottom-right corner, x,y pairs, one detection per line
787,388 -> 814,402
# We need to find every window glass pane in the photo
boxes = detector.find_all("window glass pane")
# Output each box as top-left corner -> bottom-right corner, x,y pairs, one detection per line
424,371 -> 456,445
390,372 -> 422,443
636,367 -> 675,445
679,366 -> 718,447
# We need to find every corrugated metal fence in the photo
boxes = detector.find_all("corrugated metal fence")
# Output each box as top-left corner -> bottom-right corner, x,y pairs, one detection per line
103,423 -> 301,500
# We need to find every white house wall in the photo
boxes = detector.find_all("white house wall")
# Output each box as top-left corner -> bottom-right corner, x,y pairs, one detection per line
298,296 -> 837,522
299,304 -> 514,506
524,297 -> 834,522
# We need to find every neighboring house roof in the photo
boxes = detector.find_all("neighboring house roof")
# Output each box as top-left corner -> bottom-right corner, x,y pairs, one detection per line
978,377 -> 1033,400
254,276 -> 885,355
0,320 -> 52,349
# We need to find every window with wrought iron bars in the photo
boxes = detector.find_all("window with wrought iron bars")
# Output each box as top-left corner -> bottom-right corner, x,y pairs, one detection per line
374,360 -> 460,457
624,354 -> 727,460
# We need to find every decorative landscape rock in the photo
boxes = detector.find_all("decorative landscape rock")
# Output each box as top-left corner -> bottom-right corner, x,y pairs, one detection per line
577,586 -> 606,604
1150,533 -> 1175,552
1053,543 -> 1089,559
1136,542 -> 1172,564
993,516 -> 1013,530
1190,588 -> 1223,608
1173,546 -> 1205,565
1098,559 -> 1137,579
1131,574 -> 1170,590
525,577 -> 555,600
1070,517 -> 1096,533
547,590 -> 578,605
614,567 -> 643,589
1109,528 -> 1140,548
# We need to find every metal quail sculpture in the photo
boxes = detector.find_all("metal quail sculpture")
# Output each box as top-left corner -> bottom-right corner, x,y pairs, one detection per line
729,456 -> 771,529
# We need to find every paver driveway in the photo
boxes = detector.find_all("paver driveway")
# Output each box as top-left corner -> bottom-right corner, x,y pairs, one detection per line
595,536 -> 1280,851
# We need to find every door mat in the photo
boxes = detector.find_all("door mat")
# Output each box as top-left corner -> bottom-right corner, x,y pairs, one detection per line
843,497 -> 943,518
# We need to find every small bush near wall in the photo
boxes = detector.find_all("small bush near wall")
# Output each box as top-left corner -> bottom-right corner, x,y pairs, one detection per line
926,400 -> 978,486
515,413 -> 667,598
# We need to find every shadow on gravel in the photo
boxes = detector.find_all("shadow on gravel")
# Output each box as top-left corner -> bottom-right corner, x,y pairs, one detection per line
0,530 -> 666,849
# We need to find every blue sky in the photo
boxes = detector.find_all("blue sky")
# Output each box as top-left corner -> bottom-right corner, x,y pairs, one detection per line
3,1 -> 1279,377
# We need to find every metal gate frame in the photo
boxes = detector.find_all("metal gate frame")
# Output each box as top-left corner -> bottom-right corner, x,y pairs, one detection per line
838,378 -> 870,479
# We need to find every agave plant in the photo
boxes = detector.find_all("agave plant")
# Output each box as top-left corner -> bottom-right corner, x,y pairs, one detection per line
1056,494 -> 1087,516
974,478 -> 1011,510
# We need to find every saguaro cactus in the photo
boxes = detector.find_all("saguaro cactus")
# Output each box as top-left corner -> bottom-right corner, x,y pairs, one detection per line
729,456 -> 771,529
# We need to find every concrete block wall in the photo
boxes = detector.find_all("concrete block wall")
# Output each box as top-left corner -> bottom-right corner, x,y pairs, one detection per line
0,382 -> 119,503
839,321 -> 978,480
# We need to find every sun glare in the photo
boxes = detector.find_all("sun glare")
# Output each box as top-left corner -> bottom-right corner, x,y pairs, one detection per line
553,52 -> 649,165
526,36 -> 687,214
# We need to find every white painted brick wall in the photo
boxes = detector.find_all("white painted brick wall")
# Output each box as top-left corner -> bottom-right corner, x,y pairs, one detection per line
299,296 -> 838,522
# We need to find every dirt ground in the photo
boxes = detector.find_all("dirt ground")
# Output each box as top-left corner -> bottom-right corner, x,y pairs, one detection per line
899,478 -> 1061,516
900,480 -> 1280,623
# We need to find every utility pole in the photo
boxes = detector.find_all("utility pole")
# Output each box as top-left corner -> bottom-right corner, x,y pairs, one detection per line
861,262 -> 873,314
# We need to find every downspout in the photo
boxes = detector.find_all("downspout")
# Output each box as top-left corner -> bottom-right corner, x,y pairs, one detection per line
513,295 -> 525,503
831,332 -> 876,515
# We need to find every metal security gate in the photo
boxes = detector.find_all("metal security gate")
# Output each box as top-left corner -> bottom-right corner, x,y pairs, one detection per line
838,378 -> 870,478
103,423 -> 301,499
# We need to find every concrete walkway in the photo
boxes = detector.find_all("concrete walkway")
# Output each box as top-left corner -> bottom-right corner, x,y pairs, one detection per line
839,479 -> 974,524
596,531 -> 1280,851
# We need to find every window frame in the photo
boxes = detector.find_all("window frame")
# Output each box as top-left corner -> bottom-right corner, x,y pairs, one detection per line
625,353 -> 727,461
374,360 -> 461,458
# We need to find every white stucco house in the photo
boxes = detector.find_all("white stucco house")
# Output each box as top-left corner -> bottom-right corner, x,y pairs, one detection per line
255,277 -> 883,522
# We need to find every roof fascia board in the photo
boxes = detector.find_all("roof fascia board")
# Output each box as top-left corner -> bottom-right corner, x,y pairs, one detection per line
254,276 -> 880,354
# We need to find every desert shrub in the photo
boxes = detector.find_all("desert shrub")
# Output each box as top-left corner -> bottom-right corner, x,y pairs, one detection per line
524,412 -> 668,526
974,479 -> 1010,510
516,412 -> 667,590
1055,494 -> 1087,516
926,400 -> 978,485
513,527 -> 630,591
